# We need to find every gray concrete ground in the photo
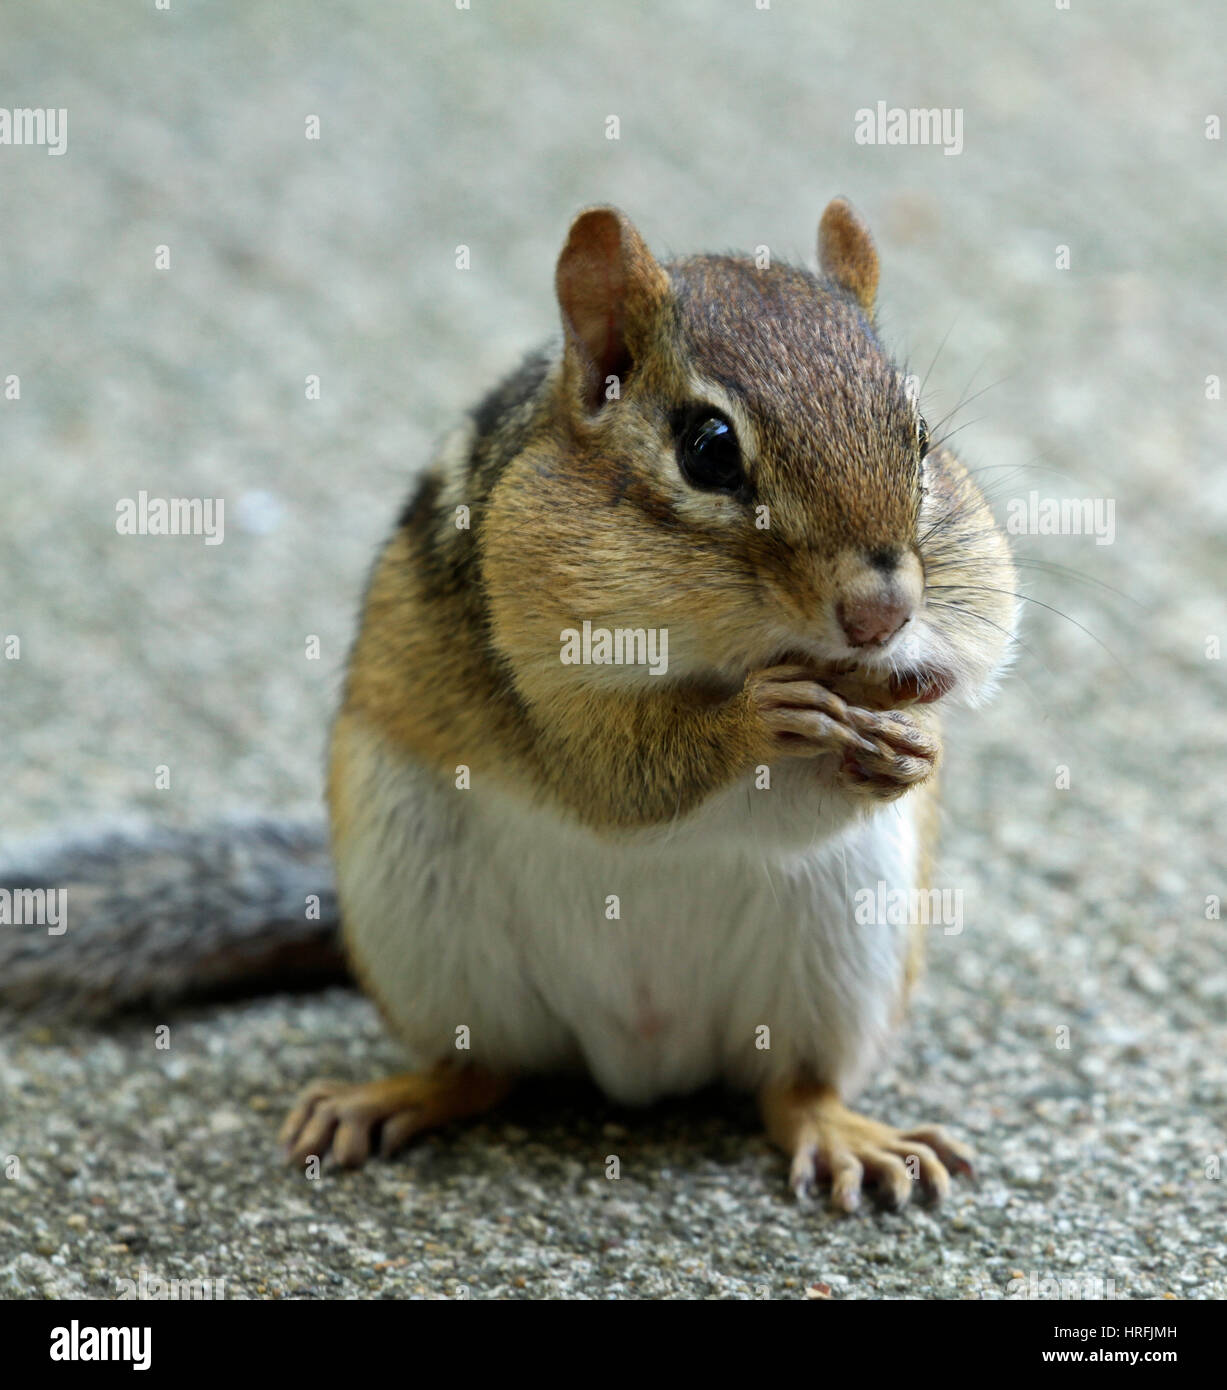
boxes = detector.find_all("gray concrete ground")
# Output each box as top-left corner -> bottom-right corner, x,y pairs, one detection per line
1,0 -> 1225,1299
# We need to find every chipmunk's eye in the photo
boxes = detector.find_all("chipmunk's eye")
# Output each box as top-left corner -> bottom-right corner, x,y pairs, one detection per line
677,411 -> 744,493
917,415 -> 930,459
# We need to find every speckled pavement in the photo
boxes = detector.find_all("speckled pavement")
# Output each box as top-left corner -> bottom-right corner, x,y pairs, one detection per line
1,0 -> 1225,1299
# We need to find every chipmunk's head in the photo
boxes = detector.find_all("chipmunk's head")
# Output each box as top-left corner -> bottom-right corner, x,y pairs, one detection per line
488,200 -> 1016,709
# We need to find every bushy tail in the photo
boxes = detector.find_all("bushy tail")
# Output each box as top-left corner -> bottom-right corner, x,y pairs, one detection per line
0,818 -> 348,1018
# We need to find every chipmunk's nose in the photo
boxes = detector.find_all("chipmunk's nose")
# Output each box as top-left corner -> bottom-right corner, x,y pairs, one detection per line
836,592 -> 913,648
829,547 -> 922,650
833,548 -> 919,648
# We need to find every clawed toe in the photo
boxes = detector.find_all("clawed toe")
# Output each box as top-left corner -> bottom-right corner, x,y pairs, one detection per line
763,1084 -> 973,1213
280,1068 -> 512,1171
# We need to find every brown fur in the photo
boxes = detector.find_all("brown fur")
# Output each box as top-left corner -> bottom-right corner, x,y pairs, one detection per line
303,202 -> 1017,1202
335,204 -> 1011,840
818,197 -> 880,312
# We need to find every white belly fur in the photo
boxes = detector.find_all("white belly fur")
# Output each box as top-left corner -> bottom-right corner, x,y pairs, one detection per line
335,719 -> 920,1106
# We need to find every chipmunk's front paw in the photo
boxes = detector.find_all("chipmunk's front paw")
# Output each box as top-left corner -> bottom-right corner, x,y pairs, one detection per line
743,667 -> 939,802
280,1067 -> 510,1169
760,1083 -> 973,1212
745,665 -> 880,761
836,706 -> 939,801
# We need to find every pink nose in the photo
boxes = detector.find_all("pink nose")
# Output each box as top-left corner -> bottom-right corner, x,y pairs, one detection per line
837,595 -> 912,648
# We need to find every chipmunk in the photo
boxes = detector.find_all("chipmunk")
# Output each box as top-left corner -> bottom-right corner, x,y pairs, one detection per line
0,200 -> 1016,1210
282,198 -> 1017,1209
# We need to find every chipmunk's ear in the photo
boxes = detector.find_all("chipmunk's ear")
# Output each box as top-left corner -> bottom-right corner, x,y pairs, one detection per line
556,207 -> 670,413
818,198 -> 879,315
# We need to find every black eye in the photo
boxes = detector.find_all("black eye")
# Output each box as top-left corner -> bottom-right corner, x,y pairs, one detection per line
677,411 -> 744,493
917,415 -> 930,459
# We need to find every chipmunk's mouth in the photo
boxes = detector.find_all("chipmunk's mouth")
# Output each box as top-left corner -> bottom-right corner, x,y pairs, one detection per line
835,659 -> 956,706
884,665 -> 956,704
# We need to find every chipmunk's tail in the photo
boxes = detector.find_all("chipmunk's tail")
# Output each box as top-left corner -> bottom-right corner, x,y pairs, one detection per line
0,818 -> 349,1018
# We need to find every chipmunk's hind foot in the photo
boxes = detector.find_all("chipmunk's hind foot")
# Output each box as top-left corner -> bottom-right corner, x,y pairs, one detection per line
280,1066 -> 512,1169
760,1083 -> 973,1212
